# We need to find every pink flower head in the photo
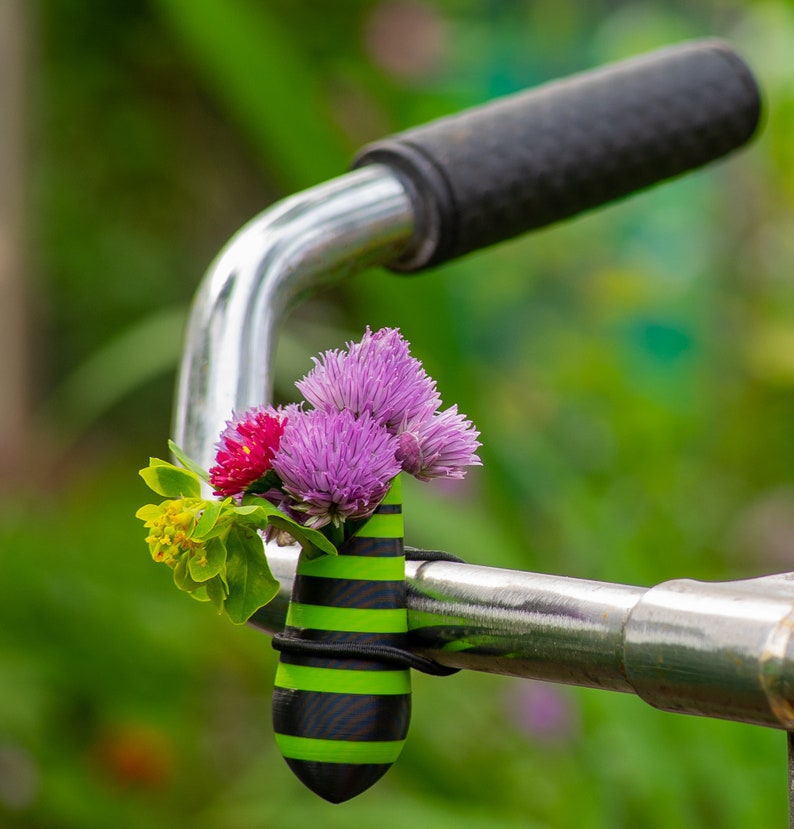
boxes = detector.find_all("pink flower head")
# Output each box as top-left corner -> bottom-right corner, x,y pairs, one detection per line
296,327 -> 440,433
209,405 -> 287,497
272,408 -> 400,529
396,405 -> 481,481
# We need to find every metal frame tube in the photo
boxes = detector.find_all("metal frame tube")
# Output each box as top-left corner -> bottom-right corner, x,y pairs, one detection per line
250,546 -> 794,730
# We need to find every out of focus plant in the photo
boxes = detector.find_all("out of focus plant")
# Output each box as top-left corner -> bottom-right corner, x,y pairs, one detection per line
8,0 -> 794,827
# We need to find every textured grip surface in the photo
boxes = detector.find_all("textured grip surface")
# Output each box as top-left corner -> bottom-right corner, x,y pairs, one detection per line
353,39 -> 761,272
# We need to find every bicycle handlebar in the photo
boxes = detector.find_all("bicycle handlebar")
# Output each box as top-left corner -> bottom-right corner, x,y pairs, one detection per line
168,32 -> 793,811
251,547 -> 794,731
354,39 -> 761,271
172,39 -> 775,734
174,39 -> 761,472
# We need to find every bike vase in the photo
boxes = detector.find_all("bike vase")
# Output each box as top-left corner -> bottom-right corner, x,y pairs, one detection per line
272,478 -> 410,803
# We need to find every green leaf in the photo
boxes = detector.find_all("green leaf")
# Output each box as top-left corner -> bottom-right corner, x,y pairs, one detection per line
205,575 -> 228,613
188,536 -> 226,582
192,500 -> 223,540
267,515 -> 337,559
168,440 -> 210,483
140,458 -> 201,499
238,495 -> 337,558
236,494 -> 283,521
135,503 -> 161,523
173,554 -> 203,593
189,586 -> 211,603
231,504 -> 262,517
223,525 -> 279,624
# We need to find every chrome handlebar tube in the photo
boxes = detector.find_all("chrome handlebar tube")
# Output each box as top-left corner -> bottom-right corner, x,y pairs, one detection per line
173,165 -> 414,474
250,547 -> 794,731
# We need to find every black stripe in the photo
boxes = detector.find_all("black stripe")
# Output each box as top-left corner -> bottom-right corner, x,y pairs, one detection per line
276,645 -> 407,671
273,689 -> 410,742
282,628 -> 409,646
374,504 -> 402,515
292,575 -> 405,609
284,759 -> 392,804
341,536 -> 403,557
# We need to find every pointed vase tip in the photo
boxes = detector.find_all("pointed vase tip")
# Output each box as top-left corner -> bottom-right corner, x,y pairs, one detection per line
286,759 -> 391,803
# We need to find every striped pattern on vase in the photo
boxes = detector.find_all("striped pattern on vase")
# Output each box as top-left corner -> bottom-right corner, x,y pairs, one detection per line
272,477 -> 410,803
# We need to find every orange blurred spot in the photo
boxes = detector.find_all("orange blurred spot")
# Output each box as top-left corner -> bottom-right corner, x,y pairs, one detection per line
90,722 -> 174,790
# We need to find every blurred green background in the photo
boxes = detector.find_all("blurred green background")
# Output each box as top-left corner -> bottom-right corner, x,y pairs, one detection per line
2,0 -> 794,826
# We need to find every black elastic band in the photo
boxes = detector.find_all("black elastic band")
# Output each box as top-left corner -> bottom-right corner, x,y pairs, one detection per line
273,547 -> 465,677
405,546 -> 466,564
272,634 -> 459,676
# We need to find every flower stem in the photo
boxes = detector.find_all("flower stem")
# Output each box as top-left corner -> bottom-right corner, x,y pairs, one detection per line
327,522 -> 345,550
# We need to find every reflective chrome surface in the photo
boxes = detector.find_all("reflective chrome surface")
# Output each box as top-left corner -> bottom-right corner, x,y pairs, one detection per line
173,165 -> 414,474
625,573 -> 794,728
404,559 -> 643,692
250,546 -> 794,730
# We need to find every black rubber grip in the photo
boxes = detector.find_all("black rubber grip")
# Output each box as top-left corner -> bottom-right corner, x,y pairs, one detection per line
352,39 -> 761,272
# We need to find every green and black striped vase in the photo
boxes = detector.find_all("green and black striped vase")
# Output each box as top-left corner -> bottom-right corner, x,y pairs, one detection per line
272,477 -> 410,803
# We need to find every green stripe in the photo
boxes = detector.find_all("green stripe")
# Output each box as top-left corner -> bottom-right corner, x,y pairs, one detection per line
275,733 -> 405,764
381,475 -> 402,506
275,662 -> 411,694
297,554 -> 404,581
286,603 -> 407,633
360,512 -> 403,538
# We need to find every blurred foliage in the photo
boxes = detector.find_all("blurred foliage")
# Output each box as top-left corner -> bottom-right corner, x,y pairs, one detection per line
4,0 -> 794,826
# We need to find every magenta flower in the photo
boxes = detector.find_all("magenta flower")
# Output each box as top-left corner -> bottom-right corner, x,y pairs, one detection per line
209,405 -> 287,497
272,408 -> 401,529
396,405 -> 481,481
296,327 -> 440,432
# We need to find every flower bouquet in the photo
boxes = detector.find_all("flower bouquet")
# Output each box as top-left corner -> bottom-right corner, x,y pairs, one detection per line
136,327 -> 480,801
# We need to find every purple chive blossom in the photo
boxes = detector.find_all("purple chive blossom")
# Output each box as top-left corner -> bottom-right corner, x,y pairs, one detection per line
396,405 -> 481,481
296,327 -> 440,433
271,408 -> 401,529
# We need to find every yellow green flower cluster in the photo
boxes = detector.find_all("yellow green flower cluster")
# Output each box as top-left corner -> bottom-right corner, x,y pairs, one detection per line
136,446 -> 336,624
137,498 -> 206,568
